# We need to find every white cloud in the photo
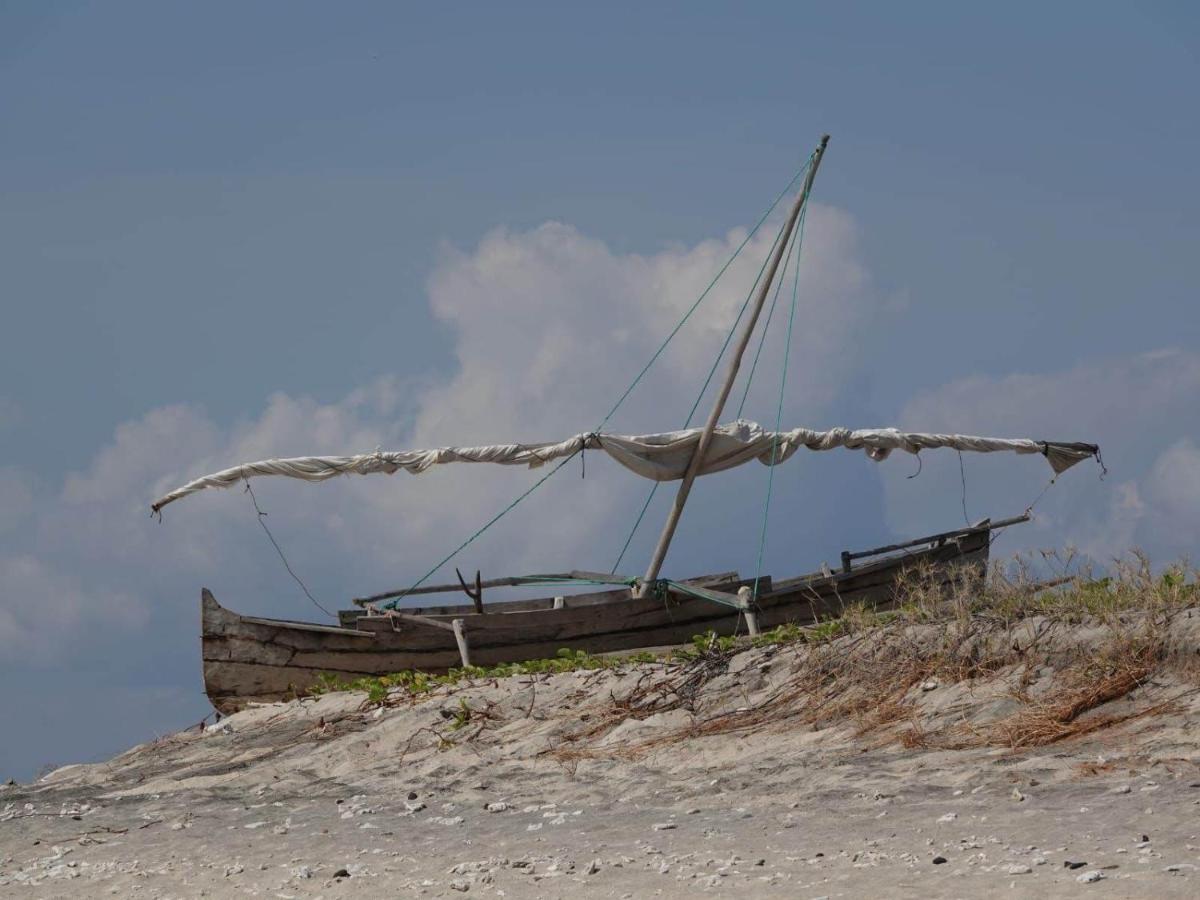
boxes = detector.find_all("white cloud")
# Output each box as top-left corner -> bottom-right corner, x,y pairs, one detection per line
1141,439 -> 1200,559
0,555 -> 145,663
4,209 -> 1200,784
882,348 -> 1200,563
0,467 -> 35,536
0,207 -> 876,661
7,215 -> 1198,672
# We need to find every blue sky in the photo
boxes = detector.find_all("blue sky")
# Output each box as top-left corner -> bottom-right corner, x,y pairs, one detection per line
1,2 -> 1198,781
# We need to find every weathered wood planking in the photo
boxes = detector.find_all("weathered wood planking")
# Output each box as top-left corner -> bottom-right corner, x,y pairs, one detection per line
201,529 -> 989,714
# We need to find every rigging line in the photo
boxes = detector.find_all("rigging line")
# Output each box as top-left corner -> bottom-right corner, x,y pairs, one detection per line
1023,476 -> 1057,517
681,207 -> 795,425
611,483 -> 660,574
379,450 -> 582,610
609,206 -> 797,574
389,157 -> 815,607
243,480 -> 335,619
594,154 -> 814,432
735,209 -> 801,419
991,450 -> 1103,553
751,204 -> 810,601
989,465 -> 1073,556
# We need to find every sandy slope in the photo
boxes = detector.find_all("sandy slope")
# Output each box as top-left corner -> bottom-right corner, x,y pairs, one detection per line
3,610 -> 1200,898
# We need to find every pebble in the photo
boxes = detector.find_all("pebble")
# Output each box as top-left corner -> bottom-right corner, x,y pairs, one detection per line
652,823 -> 677,831
937,813 -> 957,823
1075,870 -> 1105,883
932,856 -> 947,865
1002,863 -> 1032,875
485,802 -> 510,813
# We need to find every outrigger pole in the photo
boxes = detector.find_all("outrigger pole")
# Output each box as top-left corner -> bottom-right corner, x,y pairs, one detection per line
638,134 -> 831,596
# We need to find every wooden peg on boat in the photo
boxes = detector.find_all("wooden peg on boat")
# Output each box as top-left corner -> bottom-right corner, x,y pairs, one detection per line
455,568 -> 484,613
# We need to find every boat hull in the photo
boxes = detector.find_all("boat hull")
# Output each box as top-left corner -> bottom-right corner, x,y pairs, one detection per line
201,527 -> 989,714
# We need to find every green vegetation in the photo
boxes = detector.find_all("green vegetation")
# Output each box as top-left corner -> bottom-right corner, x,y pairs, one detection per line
308,646 -> 666,704
309,614 -> 885,705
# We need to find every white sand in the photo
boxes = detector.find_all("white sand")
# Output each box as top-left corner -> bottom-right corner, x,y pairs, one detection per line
3,613 -> 1200,898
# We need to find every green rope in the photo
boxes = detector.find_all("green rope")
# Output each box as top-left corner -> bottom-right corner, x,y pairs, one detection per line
384,158 -> 815,609
380,452 -> 580,609
751,204 -> 810,600
735,212 -> 801,419
594,157 -> 813,432
609,195 -> 797,574
610,482 -> 661,574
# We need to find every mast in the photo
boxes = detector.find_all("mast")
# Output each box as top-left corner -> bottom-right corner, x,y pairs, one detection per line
638,134 -> 830,594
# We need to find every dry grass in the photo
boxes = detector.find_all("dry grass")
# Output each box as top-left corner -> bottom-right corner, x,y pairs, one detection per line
990,650 -> 1155,748
543,554 -> 1199,762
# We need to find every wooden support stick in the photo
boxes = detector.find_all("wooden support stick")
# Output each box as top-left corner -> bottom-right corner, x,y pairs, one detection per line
451,618 -> 472,667
737,586 -> 760,636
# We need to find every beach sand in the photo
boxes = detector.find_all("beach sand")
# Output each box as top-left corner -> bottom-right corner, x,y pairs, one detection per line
3,611 -> 1199,898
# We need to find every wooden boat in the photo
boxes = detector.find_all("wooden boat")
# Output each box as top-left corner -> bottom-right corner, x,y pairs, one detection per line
157,136 -> 1099,714
201,516 -> 1011,713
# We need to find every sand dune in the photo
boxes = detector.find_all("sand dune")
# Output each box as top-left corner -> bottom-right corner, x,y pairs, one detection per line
3,607 -> 1200,897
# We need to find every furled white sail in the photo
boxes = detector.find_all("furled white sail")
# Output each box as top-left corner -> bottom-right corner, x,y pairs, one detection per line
150,419 -> 1099,513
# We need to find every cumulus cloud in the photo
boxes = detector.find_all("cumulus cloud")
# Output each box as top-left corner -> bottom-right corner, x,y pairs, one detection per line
4,209 -> 1199,782
881,348 -> 1200,563
0,206 -> 876,665
1141,439 -> 1200,559
0,467 -> 35,536
0,556 -> 145,661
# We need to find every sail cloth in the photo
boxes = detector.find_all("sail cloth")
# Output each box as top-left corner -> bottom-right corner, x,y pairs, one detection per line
149,419 -> 1099,513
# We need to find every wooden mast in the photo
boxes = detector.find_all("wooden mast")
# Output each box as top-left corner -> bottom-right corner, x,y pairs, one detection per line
638,135 -> 830,595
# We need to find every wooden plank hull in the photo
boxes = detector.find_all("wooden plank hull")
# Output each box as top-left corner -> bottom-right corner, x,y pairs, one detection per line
202,527 -> 990,714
